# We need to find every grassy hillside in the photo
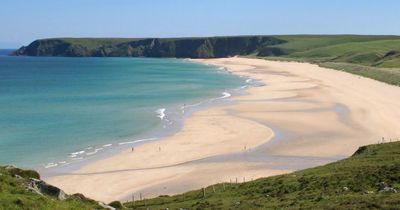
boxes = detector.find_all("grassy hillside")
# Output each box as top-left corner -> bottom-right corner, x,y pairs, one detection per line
319,62 -> 400,86
13,36 -> 284,58
271,35 -> 399,55
124,141 -> 400,209
0,166 -> 105,210
274,36 -> 400,68
14,35 -> 400,69
1,142 -> 399,209
255,35 -> 400,86
12,35 -> 400,85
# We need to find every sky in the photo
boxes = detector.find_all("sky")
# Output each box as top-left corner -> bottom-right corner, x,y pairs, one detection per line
1,0 -> 399,48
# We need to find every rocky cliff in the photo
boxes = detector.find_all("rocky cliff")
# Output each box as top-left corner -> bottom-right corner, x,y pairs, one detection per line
12,36 -> 286,58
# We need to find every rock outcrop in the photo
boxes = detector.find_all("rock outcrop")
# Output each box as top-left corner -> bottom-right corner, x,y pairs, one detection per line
26,178 -> 67,200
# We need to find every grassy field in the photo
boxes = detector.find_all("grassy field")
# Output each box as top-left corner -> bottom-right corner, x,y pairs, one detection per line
255,35 -> 400,86
124,141 -> 400,209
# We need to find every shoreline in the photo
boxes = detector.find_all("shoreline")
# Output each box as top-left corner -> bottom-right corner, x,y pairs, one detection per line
39,61 -> 250,177
46,57 -> 400,203
40,81 -> 249,178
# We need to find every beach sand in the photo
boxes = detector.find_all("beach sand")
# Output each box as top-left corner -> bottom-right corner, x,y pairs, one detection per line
47,57 -> 400,202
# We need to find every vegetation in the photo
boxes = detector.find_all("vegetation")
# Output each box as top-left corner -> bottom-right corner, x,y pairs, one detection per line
7,35 -> 400,209
259,35 -> 400,86
12,36 -> 284,58
124,141 -> 400,209
319,62 -> 400,86
0,166 -> 104,210
1,141 -> 399,209
13,35 -> 400,85
277,36 -> 400,67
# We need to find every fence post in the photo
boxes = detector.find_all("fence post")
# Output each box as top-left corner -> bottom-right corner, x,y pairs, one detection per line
202,188 -> 206,198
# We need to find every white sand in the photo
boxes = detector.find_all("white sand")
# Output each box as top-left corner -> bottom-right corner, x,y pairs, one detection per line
47,57 -> 400,202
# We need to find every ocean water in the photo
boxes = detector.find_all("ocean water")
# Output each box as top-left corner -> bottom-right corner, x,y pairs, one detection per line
0,55 -> 246,168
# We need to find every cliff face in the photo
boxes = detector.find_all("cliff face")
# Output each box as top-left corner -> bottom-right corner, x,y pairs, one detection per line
12,36 -> 286,58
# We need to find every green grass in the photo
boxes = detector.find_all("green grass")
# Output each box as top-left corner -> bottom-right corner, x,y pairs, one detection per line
0,166 -> 104,210
319,62 -> 400,86
17,35 -> 400,86
249,35 -> 400,86
287,39 -> 400,66
46,38 -> 143,50
124,141 -> 400,209
273,35 -> 399,55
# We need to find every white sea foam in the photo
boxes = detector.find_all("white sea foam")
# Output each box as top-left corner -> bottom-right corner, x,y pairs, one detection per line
246,78 -> 252,83
182,91 -> 232,112
156,108 -> 166,120
134,137 -> 158,143
102,144 -> 112,147
221,92 -> 231,99
118,137 -> 157,145
86,151 -> 98,156
184,101 -> 202,109
44,162 -> 58,168
70,150 -> 85,155
69,150 -> 85,158
86,148 -> 103,155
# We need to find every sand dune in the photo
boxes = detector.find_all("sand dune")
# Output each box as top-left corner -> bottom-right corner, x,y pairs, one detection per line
47,57 -> 400,202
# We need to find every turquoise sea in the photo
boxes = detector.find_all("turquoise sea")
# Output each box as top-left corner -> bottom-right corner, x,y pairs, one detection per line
0,53 -> 246,168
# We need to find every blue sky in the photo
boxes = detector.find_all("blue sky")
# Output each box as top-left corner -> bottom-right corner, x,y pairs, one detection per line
1,0 -> 399,48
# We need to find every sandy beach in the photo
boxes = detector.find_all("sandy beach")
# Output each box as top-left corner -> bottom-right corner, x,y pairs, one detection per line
47,57 -> 400,203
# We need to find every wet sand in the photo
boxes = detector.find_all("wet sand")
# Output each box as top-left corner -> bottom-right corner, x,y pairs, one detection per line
47,57 -> 400,202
